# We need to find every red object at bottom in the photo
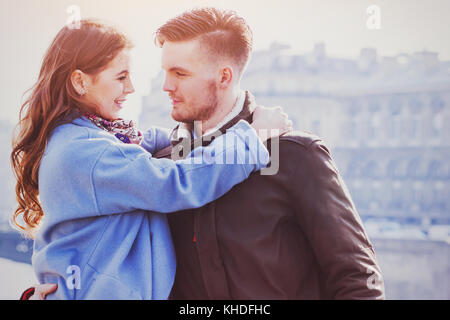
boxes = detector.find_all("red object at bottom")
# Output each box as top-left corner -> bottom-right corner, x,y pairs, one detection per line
20,287 -> 35,300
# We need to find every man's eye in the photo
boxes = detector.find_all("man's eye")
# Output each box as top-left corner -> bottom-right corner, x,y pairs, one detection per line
118,75 -> 127,80
176,72 -> 186,77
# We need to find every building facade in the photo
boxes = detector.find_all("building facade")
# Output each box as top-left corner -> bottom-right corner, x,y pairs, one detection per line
140,43 -> 450,230
139,44 -> 450,299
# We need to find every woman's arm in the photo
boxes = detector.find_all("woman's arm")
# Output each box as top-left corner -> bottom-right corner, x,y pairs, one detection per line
140,126 -> 172,155
92,120 -> 268,215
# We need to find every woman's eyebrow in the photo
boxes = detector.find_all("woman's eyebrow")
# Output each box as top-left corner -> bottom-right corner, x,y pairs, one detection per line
115,69 -> 129,76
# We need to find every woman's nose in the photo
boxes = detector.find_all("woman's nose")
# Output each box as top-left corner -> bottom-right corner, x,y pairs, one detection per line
125,78 -> 135,94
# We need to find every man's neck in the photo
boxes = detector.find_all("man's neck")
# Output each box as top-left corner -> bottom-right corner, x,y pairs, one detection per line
194,88 -> 241,136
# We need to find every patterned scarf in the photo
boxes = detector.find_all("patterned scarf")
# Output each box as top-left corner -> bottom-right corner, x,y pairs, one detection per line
84,114 -> 143,145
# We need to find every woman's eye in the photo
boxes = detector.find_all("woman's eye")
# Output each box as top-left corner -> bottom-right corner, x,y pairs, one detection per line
176,72 -> 186,77
118,75 -> 127,81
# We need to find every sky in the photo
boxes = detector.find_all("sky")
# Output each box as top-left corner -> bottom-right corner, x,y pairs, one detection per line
1,0 -> 450,124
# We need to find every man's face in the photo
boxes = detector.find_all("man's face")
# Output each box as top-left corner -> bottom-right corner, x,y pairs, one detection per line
161,39 -> 220,123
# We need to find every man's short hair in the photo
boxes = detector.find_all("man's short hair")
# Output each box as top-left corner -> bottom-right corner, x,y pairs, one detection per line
155,7 -> 253,74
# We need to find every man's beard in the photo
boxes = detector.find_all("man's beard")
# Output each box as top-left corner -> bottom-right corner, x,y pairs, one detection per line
173,81 -> 219,124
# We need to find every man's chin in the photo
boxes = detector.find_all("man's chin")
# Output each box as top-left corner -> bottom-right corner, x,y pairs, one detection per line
171,108 -> 210,124
171,110 -> 191,123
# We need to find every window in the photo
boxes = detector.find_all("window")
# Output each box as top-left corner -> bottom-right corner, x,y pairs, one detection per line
364,160 -> 382,179
409,97 -> 423,114
407,158 -> 424,179
388,97 -> 403,139
388,182 -> 403,211
347,99 -> 362,117
389,96 -> 402,115
387,159 -> 406,179
431,95 -> 445,113
428,160 -> 447,179
341,120 -> 358,141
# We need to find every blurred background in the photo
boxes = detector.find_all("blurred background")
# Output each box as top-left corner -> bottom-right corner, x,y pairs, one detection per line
0,0 -> 449,299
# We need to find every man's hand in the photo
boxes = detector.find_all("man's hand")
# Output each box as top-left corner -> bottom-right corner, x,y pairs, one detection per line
251,106 -> 293,141
28,283 -> 58,300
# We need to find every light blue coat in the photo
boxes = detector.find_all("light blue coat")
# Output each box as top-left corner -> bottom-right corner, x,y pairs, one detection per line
32,116 -> 269,300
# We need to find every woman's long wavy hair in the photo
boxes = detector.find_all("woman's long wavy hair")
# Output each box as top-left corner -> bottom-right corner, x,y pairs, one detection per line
11,19 -> 132,238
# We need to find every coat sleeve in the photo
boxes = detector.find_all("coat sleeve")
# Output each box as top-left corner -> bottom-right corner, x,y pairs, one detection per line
291,140 -> 385,299
91,120 -> 269,214
140,126 -> 172,155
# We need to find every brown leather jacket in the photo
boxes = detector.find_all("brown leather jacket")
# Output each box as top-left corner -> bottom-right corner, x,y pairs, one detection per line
155,92 -> 385,300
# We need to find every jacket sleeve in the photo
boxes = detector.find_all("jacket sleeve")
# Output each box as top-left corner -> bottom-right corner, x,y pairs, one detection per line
140,126 -> 172,155
91,120 -> 269,214
291,140 -> 385,299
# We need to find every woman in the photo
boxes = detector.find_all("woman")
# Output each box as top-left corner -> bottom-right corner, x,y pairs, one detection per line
11,20 -> 291,299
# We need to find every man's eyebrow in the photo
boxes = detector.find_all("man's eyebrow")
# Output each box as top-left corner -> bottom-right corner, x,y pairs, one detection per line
115,69 -> 129,76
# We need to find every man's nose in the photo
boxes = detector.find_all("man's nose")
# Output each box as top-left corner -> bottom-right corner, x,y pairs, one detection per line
162,75 -> 175,92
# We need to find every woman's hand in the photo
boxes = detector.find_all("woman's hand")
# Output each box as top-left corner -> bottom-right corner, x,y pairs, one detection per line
251,106 -> 293,141
26,283 -> 57,300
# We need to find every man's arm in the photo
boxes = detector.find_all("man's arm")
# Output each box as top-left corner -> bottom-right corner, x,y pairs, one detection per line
290,138 -> 385,299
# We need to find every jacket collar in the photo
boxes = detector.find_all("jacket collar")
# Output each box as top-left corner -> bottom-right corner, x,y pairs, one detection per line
72,115 -> 102,131
169,90 -> 257,148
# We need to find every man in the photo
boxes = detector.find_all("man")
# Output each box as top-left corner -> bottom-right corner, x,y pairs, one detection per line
26,7 -> 384,300
154,8 -> 384,300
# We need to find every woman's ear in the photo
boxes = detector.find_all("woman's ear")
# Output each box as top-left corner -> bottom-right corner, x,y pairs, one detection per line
70,70 -> 87,96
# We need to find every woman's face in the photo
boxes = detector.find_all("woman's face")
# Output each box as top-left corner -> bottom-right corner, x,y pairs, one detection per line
83,49 -> 135,120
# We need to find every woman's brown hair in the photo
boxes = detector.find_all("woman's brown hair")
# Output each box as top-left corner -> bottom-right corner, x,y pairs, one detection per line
11,19 -> 132,238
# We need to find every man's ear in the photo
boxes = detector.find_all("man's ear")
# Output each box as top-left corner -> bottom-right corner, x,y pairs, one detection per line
70,70 -> 88,96
218,66 -> 233,89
